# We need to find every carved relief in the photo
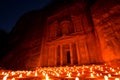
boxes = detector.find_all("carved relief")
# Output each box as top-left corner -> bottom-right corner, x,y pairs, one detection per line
71,15 -> 83,32
47,21 -> 59,41
60,20 -> 73,35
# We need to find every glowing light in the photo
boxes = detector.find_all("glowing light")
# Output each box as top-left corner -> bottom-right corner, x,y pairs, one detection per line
35,71 -> 38,76
77,73 -> 80,76
96,73 -> 99,77
11,78 -> 15,80
90,73 -> 94,78
2,72 -> 5,75
108,74 -> 111,77
115,72 -> 119,75
75,77 -> 79,80
27,71 -> 31,76
56,73 -> 60,77
82,71 -> 84,75
43,72 -> 46,76
104,75 -> 108,80
3,74 -> 8,80
67,73 -> 71,77
111,69 -> 115,72
100,73 -> 102,76
11,72 -> 15,76
1,64 -> 120,80
90,67 -> 93,72
105,71 -> 108,73
117,67 -> 120,69
45,74 -> 49,80
115,78 -> 120,80
19,74 -> 22,78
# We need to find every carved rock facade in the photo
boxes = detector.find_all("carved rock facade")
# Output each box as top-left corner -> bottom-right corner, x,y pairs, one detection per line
1,0 -> 120,70
39,0 -> 120,67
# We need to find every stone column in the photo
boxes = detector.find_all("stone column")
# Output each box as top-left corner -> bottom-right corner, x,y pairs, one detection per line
48,47 -> 50,66
44,47 -> 49,66
70,43 -> 73,65
76,42 -> 81,65
54,46 -> 57,66
60,44 -> 63,66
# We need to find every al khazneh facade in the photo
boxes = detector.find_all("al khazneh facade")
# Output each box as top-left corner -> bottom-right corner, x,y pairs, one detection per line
39,0 -> 103,67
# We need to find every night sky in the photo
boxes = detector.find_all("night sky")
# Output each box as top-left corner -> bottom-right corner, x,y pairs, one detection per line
0,0 -> 51,33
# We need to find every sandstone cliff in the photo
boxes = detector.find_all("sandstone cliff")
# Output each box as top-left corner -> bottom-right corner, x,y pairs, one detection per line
1,0 -> 120,70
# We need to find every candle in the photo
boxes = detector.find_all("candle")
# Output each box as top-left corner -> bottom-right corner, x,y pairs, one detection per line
3,74 -> 9,80
11,78 -> 15,80
115,78 -> 120,80
35,71 -> 38,76
46,74 -> 49,80
104,75 -> 108,80
1,64 -> 120,80
19,74 -> 22,78
75,77 -> 79,80
108,74 -> 111,77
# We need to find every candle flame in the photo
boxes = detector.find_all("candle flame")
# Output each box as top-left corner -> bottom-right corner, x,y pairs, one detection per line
75,77 -> 79,80
35,71 -> 38,76
104,75 -> 108,80
45,74 -> 49,80
3,74 -> 8,80
27,71 -> 31,76
115,78 -> 120,80
19,74 -> 22,78
108,74 -> 111,77
90,73 -> 94,77
11,78 -> 15,80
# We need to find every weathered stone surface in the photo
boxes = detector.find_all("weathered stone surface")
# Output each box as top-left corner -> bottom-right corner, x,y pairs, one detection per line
92,0 -> 120,62
1,0 -> 120,70
1,11 -> 45,70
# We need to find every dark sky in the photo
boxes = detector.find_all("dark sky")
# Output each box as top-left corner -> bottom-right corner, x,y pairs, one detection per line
0,0 -> 51,33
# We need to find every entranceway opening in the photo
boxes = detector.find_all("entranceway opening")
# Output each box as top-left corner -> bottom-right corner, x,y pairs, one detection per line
67,51 -> 70,64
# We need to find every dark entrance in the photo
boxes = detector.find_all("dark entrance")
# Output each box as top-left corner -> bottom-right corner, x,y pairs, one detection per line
67,51 -> 70,64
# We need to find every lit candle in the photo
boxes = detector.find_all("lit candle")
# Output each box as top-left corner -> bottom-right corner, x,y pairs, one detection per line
75,77 -> 79,80
77,73 -> 80,76
56,73 -> 60,77
108,74 -> 111,77
96,73 -> 99,77
67,73 -> 71,78
11,72 -> 15,76
35,71 -> 38,76
45,74 -> 49,80
90,73 -> 94,78
115,78 -> 120,80
19,74 -> 22,78
2,72 -> 5,75
3,74 -> 9,80
11,78 -> 15,80
104,75 -> 108,80
26,71 -> 31,76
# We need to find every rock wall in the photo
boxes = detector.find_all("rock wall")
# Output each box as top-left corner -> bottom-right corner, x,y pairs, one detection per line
1,0 -> 120,70
1,11 -> 45,70
92,0 -> 120,62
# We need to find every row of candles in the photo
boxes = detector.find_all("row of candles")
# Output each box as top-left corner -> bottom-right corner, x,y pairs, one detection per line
0,64 -> 120,80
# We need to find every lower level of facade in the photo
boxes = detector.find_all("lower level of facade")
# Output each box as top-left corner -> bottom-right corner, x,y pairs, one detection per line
39,32 -> 103,67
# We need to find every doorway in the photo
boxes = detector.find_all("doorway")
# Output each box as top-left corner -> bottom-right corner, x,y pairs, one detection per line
66,51 -> 70,64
